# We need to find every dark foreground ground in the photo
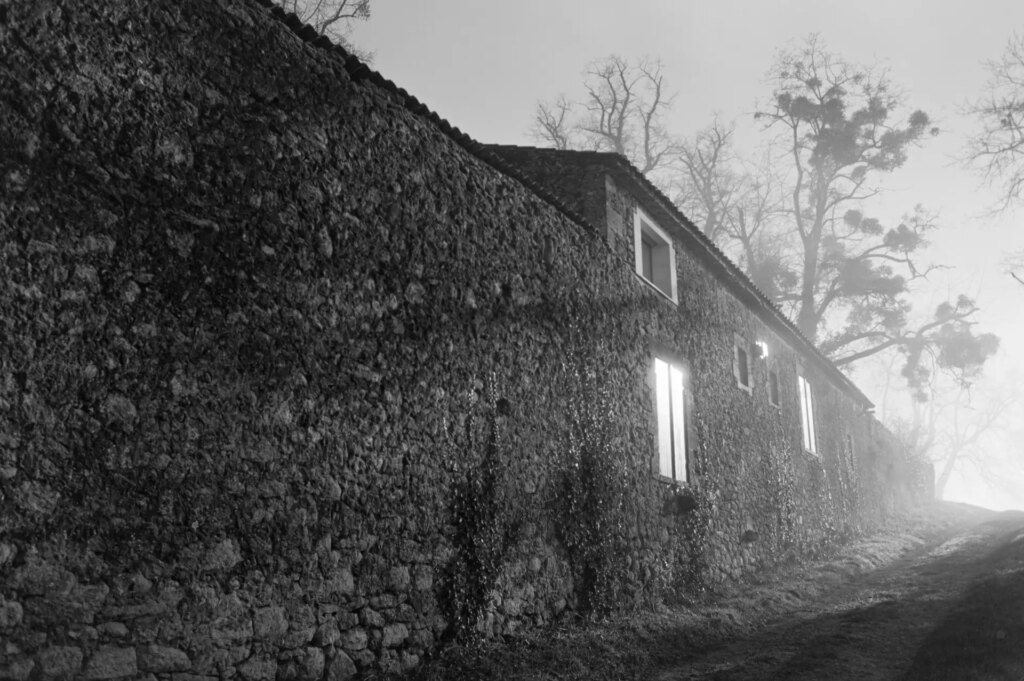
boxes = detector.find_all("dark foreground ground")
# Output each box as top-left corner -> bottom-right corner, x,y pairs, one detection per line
409,503 -> 1024,681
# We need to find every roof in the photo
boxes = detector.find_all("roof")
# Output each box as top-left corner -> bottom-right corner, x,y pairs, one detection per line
250,0 -> 874,409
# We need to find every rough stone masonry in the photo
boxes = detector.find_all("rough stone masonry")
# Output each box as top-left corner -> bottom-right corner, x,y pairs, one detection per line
0,0 -> 931,678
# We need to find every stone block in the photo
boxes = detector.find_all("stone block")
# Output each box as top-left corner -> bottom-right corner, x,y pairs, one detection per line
236,656 -> 276,681
81,646 -> 137,680
136,645 -> 190,673
359,608 -> 384,628
281,626 -> 316,648
324,653 -> 356,681
411,566 -> 433,591
338,627 -> 367,652
312,621 -> 340,647
36,646 -> 83,680
317,568 -> 354,600
202,538 -> 242,572
97,622 -> 129,638
0,658 -> 34,681
381,623 -> 408,648
0,599 -> 23,628
252,606 -> 287,641
387,566 -> 410,592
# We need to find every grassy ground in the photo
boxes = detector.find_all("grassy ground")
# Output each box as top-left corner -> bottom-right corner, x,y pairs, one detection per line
403,503 -> 993,681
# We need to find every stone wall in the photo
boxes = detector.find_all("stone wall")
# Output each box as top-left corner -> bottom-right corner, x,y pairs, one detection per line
0,1 -> 930,679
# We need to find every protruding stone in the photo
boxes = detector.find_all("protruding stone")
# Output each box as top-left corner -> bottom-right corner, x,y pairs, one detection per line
81,647 -> 137,680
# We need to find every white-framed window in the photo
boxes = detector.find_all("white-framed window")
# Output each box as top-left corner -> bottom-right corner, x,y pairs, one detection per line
797,374 -> 818,454
634,208 -> 677,302
653,357 -> 688,482
733,335 -> 751,393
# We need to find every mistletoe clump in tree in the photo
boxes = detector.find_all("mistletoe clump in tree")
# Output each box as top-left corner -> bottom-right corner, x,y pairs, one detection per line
748,36 -> 997,389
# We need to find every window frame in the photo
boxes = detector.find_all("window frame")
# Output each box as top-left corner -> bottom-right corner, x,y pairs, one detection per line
797,373 -> 818,455
633,207 -> 678,303
651,354 -> 694,484
733,334 -> 752,394
768,368 -> 781,407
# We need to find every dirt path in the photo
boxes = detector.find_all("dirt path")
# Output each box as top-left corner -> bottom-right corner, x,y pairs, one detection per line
656,510 -> 1024,681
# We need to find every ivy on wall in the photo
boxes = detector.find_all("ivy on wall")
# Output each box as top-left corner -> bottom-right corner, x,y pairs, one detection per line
554,358 -> 630,614
442,375 -> 522,641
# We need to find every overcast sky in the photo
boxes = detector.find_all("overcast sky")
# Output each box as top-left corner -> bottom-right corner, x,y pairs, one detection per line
349,2 -> 1024,507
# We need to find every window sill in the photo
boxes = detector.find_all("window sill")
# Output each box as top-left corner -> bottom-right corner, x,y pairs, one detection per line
634,273 -> 677,305
653,472 -> 689,487
735,382 -> 753,395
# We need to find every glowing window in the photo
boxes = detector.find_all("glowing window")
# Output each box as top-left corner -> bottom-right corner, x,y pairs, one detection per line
797,374 -> 817,454
654,357 -> 688,482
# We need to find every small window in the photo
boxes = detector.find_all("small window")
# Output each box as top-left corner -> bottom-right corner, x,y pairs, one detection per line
653,357 -> 688,483
733,335 -> 751,392
797,374 -> 817,454
634,208 -> 677,302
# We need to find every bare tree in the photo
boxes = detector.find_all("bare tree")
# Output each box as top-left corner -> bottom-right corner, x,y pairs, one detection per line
905,370 -> 1023,500
754,35 -> 940,341
274,0 -> 371,59
532,39 -> 998,388
532,56 -> 680,184
964,33 -> 1024,211
1004,251 -> 1024,286
675,116 -> 744,243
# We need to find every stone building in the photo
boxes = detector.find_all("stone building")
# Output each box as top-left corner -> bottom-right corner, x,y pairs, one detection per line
0,0 -> 930,678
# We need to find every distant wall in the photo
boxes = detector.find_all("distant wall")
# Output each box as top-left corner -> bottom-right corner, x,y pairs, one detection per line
0,1 -> 930,679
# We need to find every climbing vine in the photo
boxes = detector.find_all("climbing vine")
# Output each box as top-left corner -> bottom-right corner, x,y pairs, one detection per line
442,375 -> 521,641
553,359 -> 630,614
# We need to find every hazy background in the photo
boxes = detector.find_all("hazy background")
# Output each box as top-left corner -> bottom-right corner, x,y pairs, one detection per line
349,1 -> 1024,508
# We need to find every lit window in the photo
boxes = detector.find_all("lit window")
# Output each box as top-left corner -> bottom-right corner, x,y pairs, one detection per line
634,208 -> 677,302
654,357 -> 687,482
733,335 -> 751,392
797,374 -> 817,454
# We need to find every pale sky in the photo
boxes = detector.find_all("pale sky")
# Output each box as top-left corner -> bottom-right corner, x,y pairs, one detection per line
349,2 -> 1024,508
